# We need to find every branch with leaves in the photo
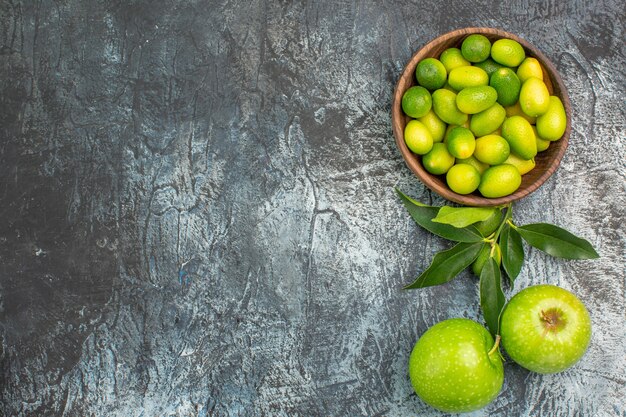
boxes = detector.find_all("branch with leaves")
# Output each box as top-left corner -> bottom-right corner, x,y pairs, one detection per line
396,189 -> 599,337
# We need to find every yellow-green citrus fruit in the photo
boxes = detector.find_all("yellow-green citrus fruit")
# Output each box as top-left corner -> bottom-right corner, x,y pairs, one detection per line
473,58 -> 504,77
404,120 -> 434,155
475,210 -> 503,236
456,86 -> 498,114
505,102 -> 536,124
479,164 -> 522,198
534,126 -> 551,152
517,57 -> 543,82
470,103 -> 506,137
490,38 -> 526,67
422,143 -> 455,175
419,110 -> 447,143
402,86 -> 432,118
446,127 -> 476,159
461,34 -> 492,63
474,134 -> 510,165
501,116 -> 537,160
519,77 -> 550,117
490,68 -> 521,107
456,155 -> 489,174
440,47 -> 471,72
472,244 -> 502,276
536,96 -> 567,141
432,89 -> 469,125
416,58 -> 447,90
446,164 -> 481,194
448,66 -> 489,91
503,153 -> 536,175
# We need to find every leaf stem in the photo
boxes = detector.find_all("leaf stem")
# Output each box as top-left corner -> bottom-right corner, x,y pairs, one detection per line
491,203 -> 513,243
488,334 -> 501,356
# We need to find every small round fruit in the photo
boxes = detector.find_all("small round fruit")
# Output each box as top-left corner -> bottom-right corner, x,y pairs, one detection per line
418,110 -> 447,143
402,86 -> 432,118
448,66 -> 489,90
470,103 -> 506,137
490,67 -> 521,107
446,164 -> 480,194
409,318 -> 504,413
517,57 -> 544,82
432,89 -> 468,126
446,127 -> 476,159
422,143 -> 455,175
440,47 -> 471,72
404,120 -> 433,155
519,77 -> 550,117
501,116 -> 537,160
473,58 -> 504,77
456,86 -> 498,114
479,164 -> 522,198
500,285 -> 592,374
472,243 -> 502,276
461,34 -> 492,63
490,38 -> 526,67
416,58 -> 447,90
474,135 -> 510,165
536,96 -> 567,141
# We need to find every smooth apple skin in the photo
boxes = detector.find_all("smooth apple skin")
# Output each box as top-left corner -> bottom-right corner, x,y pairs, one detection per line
408,318 -> 504,413
500,284 -> 592,374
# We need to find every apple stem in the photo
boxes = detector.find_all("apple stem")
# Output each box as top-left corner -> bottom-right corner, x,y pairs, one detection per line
488,335 -> 501,356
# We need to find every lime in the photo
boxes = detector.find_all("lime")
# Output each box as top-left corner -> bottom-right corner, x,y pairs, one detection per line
472,244 -> 501,276
491,39 -> 525,67
517,57 -> 543,82
478,164 -> 522,198
474,135 -> 510,165
446,127 -> 476,159
470,103 -> 506,137
448,66 -> 489,91
422,143 -> 455,175
473,58 -> 504,77
501,116 -> 537,160
432,89 -> 468,125
446,164 -> 481,194
418,110 -> 447,143
416,58 -> 447,90
536,96 -> 567,141
490,68 -> 521,107
440,47 -> 471,72
503,153 -> 536,175
519,77 -> 550,117
456,86 -> 498,114
461,34 -> 491,63
404,120 -> 434,155
456,155 -> 488,174
402,86 -> 432,118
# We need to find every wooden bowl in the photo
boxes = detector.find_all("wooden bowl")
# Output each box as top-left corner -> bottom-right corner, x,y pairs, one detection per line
392,28 -> 571,206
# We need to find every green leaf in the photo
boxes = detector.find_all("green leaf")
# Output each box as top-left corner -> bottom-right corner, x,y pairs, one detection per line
479,257 -> 506,337
404,242 -> 484,289
433,206 -> 497,228
499,223 -> 524,284
396,189 -> 483,243
516,223 -> 599,259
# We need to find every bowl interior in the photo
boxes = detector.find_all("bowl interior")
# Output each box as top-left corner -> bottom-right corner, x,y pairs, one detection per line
392,28 -> 571,206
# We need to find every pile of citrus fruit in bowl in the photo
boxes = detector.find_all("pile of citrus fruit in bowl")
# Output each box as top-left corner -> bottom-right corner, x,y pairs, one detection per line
393,29 -> 570,205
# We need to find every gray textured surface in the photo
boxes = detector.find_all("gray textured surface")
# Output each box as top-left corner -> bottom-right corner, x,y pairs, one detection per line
1,1 -> 625,416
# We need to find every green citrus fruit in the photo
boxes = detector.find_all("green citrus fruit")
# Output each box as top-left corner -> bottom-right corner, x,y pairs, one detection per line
402,86 -> 432,118
456,86 -> 498,114
472,243 -> 502,276
461,34 -> 491,63
470,103 -> 506,137
418,110 -> 447,143
416,58 -> 447,90
448,66 -> 489,91
517,57 -> 544,82
446,164 -> 481,194
475,210 -> 504,236
404,120 -> 434,155
536,96 -> 567,141
519,77 -> 550,117
432,89 -> 468,125
422,143 -> 455,175
491,38 -> 525,67
446,127 -> 476,159
474,134 -> 510,165
440,47 -> 471,72
473,58 -> 504,77
478,164 -> 522,198
490,67 -> 521,107
501,116 -> 537,160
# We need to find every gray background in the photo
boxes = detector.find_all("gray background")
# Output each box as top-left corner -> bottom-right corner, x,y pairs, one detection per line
1,1 -> 624,416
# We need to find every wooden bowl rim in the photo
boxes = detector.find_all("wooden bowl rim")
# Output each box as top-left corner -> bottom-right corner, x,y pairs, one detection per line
392,27 -> 571,207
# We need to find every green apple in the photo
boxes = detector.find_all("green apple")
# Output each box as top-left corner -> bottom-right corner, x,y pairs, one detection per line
408,318 -> 504,413
500,284 -> 592,374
